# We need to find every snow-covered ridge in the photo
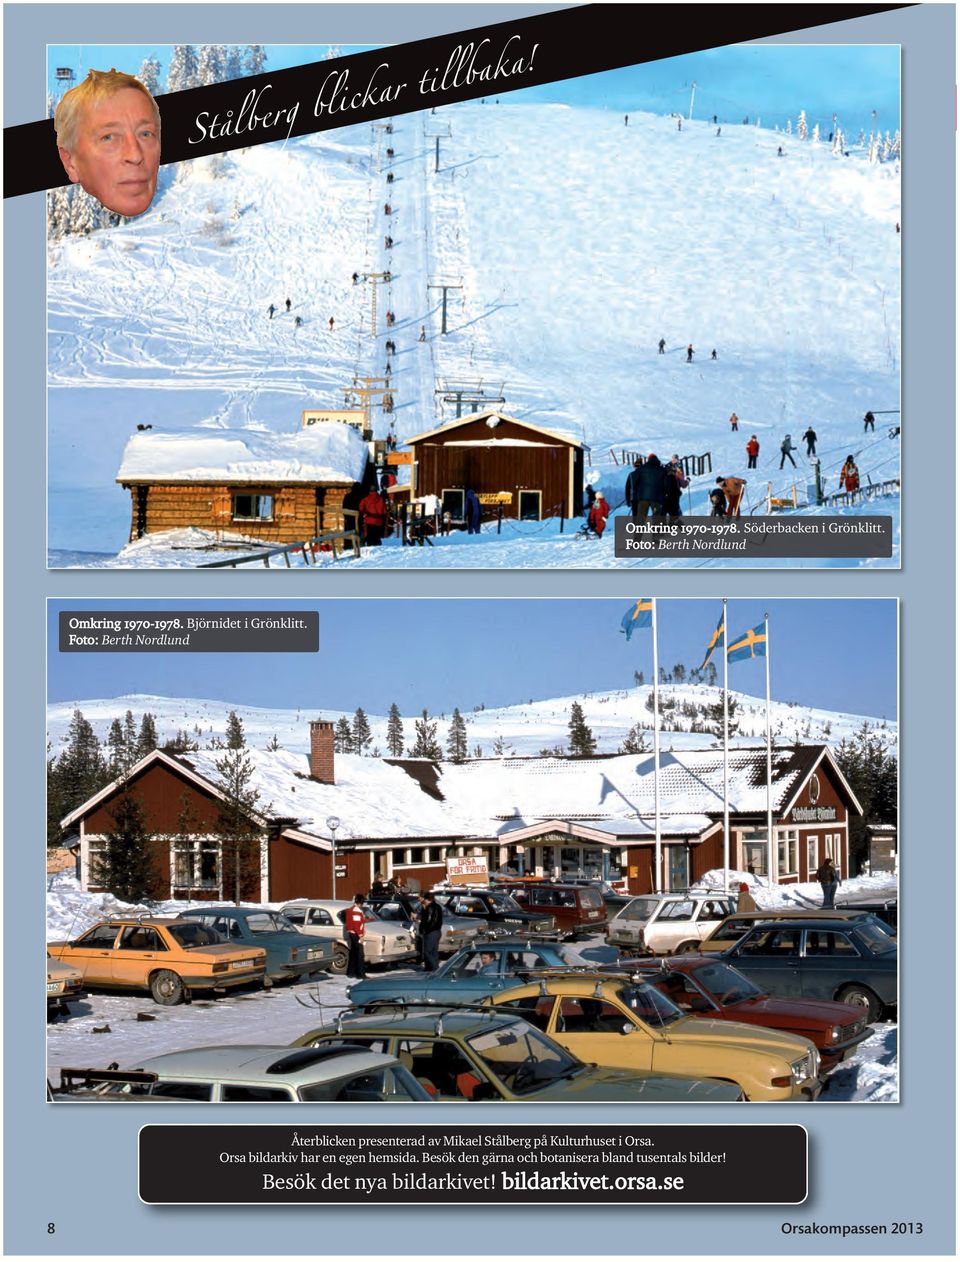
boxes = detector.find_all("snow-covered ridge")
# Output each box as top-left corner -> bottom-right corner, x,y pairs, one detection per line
47,685 -> 896,760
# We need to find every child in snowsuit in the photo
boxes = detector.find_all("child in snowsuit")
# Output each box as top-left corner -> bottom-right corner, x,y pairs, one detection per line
588,492 -> 610,537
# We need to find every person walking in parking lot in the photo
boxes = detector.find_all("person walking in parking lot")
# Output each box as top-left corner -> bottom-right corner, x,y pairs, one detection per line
816,858 -> 841,909
344,894 -> 367,979
418,891 -> 444,971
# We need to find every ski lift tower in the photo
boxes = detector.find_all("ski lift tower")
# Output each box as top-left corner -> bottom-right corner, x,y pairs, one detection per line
435,378 -> 506,419
342,376 -> 391,432
424,123 -> 451,173
361,272 -> 391,337
427,275 -> 463,336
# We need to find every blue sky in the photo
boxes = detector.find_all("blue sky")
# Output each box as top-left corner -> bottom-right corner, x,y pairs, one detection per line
48,42 -> 899,136
48,599 -> 897,720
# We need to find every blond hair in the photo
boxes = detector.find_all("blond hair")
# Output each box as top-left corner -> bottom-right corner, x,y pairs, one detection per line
55,69 -> 159,153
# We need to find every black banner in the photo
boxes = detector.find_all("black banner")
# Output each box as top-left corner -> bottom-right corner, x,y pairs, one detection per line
6,3 -> 909,198
139,1123 -> 808,1205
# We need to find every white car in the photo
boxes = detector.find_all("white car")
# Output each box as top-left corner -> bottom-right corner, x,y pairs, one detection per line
280,900 -> 417,973
57,1045 -> 432,1102
605,893 -> 736,955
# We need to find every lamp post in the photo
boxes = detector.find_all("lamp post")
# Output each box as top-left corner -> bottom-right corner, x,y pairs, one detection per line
326,815 -> 341,899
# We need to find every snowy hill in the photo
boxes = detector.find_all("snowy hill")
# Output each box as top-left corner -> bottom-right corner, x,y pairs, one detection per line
46,685 -> 896,761
48,102 -> 900,566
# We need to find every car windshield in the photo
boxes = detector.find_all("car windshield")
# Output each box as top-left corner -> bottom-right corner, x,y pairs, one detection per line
166,923 -> 223,949
851,923 -> 897,955
689,962 -> 763,1003
245,912 -> 298,934
373,902 -> 409,921
485,892 -> 524,913
466,1022 -> 582,1095
616,983 -> 685,1027
617,898 -> 659,923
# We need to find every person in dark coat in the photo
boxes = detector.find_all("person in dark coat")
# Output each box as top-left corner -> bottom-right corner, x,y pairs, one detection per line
709,485 -> 727,517
359,488 -> 388,546
662,457 -> 688,520
584,483 -> 596,514
285,298 -> 291,312
465,488 -> 482,534
344,894 -> 367,978
779,434 -> 797,468
632,453 -> 666,517
267,303 -> 276,319
657,337 -> 666,354
863,411 -> 875,432
802,427 -> 817,456
418,892 -> 443,971
686,343 -> 694,362
816,858 -> 841,908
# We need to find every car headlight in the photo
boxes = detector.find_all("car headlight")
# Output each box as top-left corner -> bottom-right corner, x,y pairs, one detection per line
790,1051 -> 819,1083
829,1026 -> 842,1044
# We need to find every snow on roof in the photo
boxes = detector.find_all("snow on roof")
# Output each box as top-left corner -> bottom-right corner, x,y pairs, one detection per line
116,423 -> 368,485
403,410 -> 582,449
181,749 -> 469,841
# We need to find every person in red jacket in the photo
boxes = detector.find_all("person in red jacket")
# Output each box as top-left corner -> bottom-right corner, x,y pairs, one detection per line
344,894 -> 367,979
745,435 -> 760,469
359,487 -> 388,546
588,490 -> 610,538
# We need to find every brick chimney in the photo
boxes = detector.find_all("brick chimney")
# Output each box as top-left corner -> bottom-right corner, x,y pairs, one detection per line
309,720 -> 335,783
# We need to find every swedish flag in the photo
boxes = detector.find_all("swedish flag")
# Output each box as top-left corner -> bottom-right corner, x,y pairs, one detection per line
620,598 -> 653,641
728,622 -> 767,662
700,612 -> 724,670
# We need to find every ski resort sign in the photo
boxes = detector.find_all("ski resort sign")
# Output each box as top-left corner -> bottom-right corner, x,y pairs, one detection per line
302,409 -> 367,433
791,805 -> 838,824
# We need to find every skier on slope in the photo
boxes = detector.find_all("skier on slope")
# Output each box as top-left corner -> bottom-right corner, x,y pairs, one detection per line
658,337 -> 666,354
863,410 -> 875,432
285,298 -> 291,312
802,426 -> 818,456
746,435 -> 760,469
779,434 -> 798,469
686,344 -> 694,362
839,456 -> 860,493
729,412 -> 739,432
267,303 -> 276,319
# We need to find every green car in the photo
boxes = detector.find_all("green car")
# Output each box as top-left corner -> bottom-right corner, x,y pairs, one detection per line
292,1007 -> 744,1103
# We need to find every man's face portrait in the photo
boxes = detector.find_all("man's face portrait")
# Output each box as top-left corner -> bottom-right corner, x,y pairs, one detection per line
58,86 -> 160,218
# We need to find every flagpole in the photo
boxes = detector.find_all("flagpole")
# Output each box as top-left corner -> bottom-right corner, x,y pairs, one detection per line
652,598 -> 662,892
765,611 -> 774,887
722,600 -> 729,895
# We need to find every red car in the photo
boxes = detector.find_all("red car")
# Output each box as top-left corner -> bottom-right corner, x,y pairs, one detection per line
624,955 -> 872,1072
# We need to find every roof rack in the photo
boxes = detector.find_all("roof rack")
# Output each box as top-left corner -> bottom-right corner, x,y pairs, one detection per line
58,1067 -> 158,1091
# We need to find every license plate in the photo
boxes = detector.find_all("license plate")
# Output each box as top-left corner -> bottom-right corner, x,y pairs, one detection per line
230,959 -> 255,970
307,948 -> 323,960
46,982 -> 62,992
588,911 -> 600,918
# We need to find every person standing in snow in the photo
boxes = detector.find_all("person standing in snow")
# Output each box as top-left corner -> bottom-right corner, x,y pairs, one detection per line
718,474 -> 746,517
839,456 -> 860,493
418,325 -> 426,342
624,114 -> 629,126
662,459 -> 687,520
464,488 -> 482,534
863,410 -> 875,432
344,894 -> 367,978
708,485 -> 727,517
633,454 -> 666,518
328,316 -> 335,331
584,483 -> 596,515
359,486 -> 388,546
677,117 -> 682,132
588,490 -> 610,537
746,435 -> 760,469
816,858 -> 841,909
736,882 -> 758,913
802,426 -> 817,456
729,411 -> 739,432
686,343 -> 694,362
294,315 -> 302,328
285,298 -> 291,312
658,337 -> 666,354
267,303 -> 276,319
779,434 -> 797,468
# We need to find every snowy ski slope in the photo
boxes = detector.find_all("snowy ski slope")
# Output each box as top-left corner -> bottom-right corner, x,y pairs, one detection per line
48,101 -> 900,566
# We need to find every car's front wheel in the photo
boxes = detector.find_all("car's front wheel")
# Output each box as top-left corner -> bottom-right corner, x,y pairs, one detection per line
836,983 -> 880,1024
150,969 -> 186,1006
329,945 -> 349,974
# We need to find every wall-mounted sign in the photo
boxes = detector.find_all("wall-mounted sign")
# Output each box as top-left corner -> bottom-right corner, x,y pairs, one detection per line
791,806 -> 838,823
386,451 -> 412,465
334,864 -> 349,878
302,409 -> 367,432
447,856 -> 489,885
478,492 -> 513,505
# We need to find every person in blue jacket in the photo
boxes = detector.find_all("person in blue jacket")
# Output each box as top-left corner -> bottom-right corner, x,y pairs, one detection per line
465,488 -> 482,534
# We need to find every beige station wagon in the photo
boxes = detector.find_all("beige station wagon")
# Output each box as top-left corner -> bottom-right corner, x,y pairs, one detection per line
606,893 -> 736,955
47,917 -> 266,1005
280,900 -> 417,973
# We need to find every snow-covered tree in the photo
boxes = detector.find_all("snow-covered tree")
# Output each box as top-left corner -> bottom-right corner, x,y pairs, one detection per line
245,45 -> 267,77
618,723 -> 649,755
223,46 -> 247,81
198,44 -> 226,87
168,44 -> 200,93
811,123 -> 820,144
138,55 -> 163,96
797,110 -> 808,141
334,716 -> 354,754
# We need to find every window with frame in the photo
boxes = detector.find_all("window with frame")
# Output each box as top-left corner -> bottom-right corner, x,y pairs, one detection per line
777,829 -> 799,876
173,840 -> 221,892
806,835 -> 818,875
231,492 -> 274,522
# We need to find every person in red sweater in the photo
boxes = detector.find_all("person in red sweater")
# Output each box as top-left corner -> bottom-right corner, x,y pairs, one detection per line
588,490 -> 610,538
746,435 -> 760,469
359,488 -> 388,546
344,894 -> 367,979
